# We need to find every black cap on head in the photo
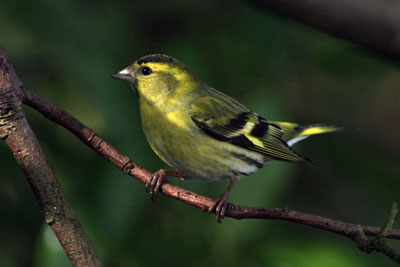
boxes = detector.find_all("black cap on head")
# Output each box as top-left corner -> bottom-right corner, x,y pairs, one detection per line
137,54 -> 184,66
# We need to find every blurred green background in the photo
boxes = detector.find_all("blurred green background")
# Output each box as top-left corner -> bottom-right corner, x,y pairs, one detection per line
1,1 -> 399,266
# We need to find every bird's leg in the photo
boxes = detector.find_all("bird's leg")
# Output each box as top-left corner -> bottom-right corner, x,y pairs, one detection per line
146,169 -> 185,200
209,179 -> 237,222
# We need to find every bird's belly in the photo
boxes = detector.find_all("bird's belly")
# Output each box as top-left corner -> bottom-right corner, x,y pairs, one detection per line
177,144 -> 267,181
143,116 -> 267,181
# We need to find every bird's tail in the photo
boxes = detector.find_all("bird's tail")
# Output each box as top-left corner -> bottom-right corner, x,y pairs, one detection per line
272,121 -> 347,147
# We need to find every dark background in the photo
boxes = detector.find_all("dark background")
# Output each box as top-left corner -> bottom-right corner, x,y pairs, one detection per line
1,1 -> 399,266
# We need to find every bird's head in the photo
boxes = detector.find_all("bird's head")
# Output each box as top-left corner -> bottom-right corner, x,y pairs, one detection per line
111,54 -> 197,104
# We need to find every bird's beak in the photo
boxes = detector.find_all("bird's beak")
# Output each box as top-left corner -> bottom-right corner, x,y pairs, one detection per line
110,68 -> 136,84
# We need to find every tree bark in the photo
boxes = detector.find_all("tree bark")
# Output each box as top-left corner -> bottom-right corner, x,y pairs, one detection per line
0,46 -> 102,267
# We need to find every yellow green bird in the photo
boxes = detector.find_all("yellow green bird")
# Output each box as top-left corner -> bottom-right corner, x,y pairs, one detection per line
111,54 -> 344,222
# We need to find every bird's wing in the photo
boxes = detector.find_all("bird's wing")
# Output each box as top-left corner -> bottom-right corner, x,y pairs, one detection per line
189,94 -> 312,164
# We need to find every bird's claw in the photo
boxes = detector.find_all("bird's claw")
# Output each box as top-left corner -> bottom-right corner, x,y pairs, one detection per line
209,192 -> 229,223
146,169 -> 185,200
146,171 -> 166,200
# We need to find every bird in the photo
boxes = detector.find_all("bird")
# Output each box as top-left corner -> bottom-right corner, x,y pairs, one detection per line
111,54 -> 344,222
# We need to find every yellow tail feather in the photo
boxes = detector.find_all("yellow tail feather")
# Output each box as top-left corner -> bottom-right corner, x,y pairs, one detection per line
272,121 -> 346,146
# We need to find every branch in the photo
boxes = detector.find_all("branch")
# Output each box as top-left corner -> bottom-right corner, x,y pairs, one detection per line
0,47 -> 103,266
353,203 -> 400,263
249,0 -> 400,61
20,71 -> 400,248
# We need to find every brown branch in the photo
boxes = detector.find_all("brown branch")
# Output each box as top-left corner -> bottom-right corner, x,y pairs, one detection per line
248,0 -> 400,61
0,47 -> 103,266
19,76 -> 400,243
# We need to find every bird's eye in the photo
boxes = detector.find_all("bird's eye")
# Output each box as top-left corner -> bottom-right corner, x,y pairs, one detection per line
141,67 -> 153,75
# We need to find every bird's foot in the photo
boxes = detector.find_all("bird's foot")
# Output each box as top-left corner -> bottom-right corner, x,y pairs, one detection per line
146,169 -> 185,200
209,191 -> 230,223
208,179 -> 237,222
